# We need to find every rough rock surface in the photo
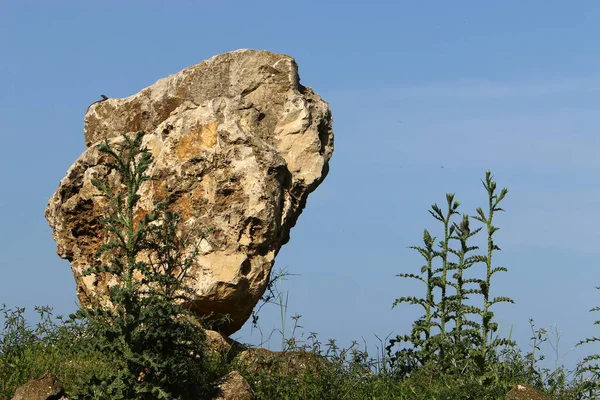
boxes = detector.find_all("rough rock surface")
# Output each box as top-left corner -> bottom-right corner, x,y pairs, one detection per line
11,372 -> 64,400
205,329 -> 246,361
211,371 -> 254,400
45,49 -> 333,334
505,384 -> 554,400
235,348 -> 331,378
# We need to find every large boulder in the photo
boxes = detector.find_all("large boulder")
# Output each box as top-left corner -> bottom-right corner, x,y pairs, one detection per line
46,49 -> 333,334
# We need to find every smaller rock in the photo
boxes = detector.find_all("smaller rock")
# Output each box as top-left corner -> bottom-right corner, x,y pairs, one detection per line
506,383 -> 554,400
205,330 -> 246,361
206,329 -> 234,355
236,348 -> 330,378
11,371 -> 64,400
211,371 -> 254,400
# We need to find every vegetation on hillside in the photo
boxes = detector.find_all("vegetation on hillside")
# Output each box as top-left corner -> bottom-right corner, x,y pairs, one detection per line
1,131 -> 600,399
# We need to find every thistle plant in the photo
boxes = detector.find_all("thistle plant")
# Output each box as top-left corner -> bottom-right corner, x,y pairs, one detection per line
74,130 -> 210,400
386,194 -> 460,375
575,280 -> 600,395
387,171 -> 514,380
447,213 -> 482,352
470,171 -> 514,376
432,194 -> 460,356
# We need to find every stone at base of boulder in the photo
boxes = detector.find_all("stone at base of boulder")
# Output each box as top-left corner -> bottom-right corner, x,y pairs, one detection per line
235,348 -> 331,378
506,383 -> 554,400
210,371 -> 254,400
11,371 -> 64,400
205,330 -> 247,361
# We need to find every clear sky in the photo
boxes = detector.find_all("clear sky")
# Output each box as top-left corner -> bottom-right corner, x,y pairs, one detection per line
2,1 -> 600,373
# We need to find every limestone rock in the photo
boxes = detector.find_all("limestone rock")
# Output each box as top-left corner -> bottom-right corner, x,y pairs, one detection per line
210,371 -> 254,400
205,329 -> 246,361
11,372 -> 64,400
235,348 -> 331,378
46,49 -> 333,334
505,384 -> 554,400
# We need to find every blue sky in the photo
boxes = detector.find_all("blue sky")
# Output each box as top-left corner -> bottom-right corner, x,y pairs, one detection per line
2,1 -> 600,372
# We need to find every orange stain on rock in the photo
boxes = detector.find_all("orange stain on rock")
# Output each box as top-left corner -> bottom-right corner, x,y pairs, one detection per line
176,123 -> 218,160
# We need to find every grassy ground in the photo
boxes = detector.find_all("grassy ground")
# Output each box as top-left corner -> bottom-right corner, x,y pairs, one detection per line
3,141 -> 599,399
0,304 -> 597,400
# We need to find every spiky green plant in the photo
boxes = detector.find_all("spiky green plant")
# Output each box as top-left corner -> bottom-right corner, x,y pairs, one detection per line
472,171 -> 512,350
74,130 -> 211,400
387,194 -> 456,375
574,275 -> 600,396
387,171 -> 514,382
447,213 -> 482,354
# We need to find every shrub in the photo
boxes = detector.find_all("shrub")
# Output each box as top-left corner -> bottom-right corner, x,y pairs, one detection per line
73,130 -> 211,399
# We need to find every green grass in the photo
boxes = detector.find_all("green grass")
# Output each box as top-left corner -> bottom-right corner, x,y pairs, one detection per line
0,305 -> 115,399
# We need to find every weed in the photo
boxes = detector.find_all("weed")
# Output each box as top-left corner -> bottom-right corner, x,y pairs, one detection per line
387,171 -> 514,387
73,131 -> 213,399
